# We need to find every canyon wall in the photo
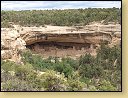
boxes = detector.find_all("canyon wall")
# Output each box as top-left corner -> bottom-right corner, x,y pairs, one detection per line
1,28 -> 26,62
1,22 -> 121,61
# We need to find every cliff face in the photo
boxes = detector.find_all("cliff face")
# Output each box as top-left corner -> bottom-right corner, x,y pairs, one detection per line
1,23 -> 121,61
19,23 -> 120,45
1,28 -> 26,62
22,32 -> 112,45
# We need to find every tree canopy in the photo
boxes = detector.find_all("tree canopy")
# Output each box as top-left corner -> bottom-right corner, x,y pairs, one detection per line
1,8 -> 121,28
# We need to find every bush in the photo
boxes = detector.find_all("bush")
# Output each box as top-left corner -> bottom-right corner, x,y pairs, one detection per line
1,60 -> 16,72
97,79 -> 117,91
15,63 -> 34,80
61,57 -> 79,70
68,80 -> 85,91
1,20 -> 14,28
53,62 -> 74,78
79,53 -> 95,65
1,60 -> 43,91
21,50 -> 54,71
67,71 -> 85,91
96,44 -> 121,70
39,70 -> 68,91
79,54 -> 104,78
1,70 -> 14,83
1,78 -> 39,91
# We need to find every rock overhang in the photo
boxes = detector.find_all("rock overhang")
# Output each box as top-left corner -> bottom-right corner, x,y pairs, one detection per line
23,32 -> 112,46
1,23 -> 121,61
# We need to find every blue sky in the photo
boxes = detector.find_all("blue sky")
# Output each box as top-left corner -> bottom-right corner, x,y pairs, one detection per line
1,1 -> 121,11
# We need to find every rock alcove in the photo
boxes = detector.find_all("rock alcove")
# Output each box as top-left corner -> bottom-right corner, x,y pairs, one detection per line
26,41 -> 96,58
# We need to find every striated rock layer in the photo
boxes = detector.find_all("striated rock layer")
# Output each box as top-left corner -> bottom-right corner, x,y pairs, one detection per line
19,23 -> 120,45
1,22 -> 121,61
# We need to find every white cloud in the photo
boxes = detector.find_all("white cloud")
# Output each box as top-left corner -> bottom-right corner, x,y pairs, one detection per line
1,1 -> 121,11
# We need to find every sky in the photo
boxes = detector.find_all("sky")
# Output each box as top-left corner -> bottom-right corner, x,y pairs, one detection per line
1,1 -> 121,11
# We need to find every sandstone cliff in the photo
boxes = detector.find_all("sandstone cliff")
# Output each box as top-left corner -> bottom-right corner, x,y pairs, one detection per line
1,22 -> 121,61
18,22 -> 120,45
1,28 -> 26,62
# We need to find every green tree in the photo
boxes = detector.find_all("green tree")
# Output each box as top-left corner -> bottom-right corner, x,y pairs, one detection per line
39,70 -> 68,91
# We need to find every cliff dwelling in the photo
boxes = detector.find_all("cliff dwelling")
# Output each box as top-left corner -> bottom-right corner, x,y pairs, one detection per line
25,32 -> 107,58
26,41 -> 97,58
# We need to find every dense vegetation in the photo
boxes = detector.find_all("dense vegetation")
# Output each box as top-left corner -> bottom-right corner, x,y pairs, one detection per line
1,44 -> 121,91
1,7 -> 121,28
